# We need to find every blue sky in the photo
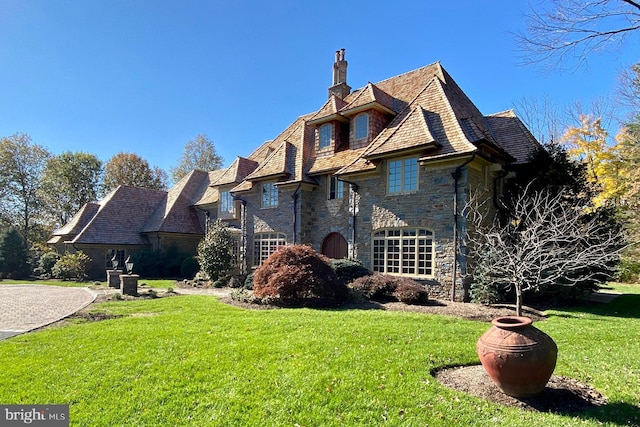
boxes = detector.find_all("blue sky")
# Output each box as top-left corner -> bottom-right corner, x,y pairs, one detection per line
1,1 -> 637,175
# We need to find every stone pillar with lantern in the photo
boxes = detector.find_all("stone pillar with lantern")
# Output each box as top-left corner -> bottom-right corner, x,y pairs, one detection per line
107,253 -> 122,288
119,256 -> 139,296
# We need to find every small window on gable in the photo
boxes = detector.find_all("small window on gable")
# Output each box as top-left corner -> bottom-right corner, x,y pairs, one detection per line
355,113 -> 369,141
328,176 -> 344,200
319,124 -> 332,149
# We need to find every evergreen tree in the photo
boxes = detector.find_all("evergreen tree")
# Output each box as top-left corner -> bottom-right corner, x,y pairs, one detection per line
0,228 -> 31,279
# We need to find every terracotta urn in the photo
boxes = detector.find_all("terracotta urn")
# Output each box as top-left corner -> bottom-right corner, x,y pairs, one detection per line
476,316 -> 557,398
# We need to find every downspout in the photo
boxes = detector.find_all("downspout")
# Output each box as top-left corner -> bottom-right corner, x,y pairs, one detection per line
451,153 -> 476,302
291,184 -> 302,244
337,177 -> 359,259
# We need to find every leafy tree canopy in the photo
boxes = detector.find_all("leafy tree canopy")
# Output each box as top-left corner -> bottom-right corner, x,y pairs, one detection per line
40,151 -> 103,227
103,152 -> 168,193
170,134 -> 223,183
0,133 -> 51,246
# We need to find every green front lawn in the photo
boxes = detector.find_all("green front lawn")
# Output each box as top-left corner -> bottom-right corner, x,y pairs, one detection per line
0,284 -> 638,426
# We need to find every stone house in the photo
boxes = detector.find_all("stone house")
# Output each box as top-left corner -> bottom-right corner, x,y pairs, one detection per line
50,49 -> 540,298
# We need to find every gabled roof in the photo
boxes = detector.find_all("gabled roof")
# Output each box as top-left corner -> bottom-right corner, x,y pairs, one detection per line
210,156 -> 259,186
59,186 -> 167,245
244,141 -> 293,181
340,82 -> 396,116
142,170 -> 208,234
486,110 -> 542,164
307,95 -> 349,125
48,203 -> 100,244
364,105 -> 441,159
334,62 -> 526,175
307,148 -> 367,175
233,114 -> 316,192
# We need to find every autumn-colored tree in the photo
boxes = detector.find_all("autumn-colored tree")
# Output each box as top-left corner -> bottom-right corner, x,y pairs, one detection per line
0,133 -> 51,247
39,151 -> 103,227
561,115 -> 623,207
170,134 -> 223,183
102,152 -> 168,193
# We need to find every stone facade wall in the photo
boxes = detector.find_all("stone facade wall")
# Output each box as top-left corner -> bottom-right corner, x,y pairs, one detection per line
239,184 -> 298,267
233,158 -> 496,301
299,177 -> 351,254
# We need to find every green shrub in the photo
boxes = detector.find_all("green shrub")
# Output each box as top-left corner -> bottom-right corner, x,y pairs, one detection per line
132,245 -> 192,278
197,220 -> 236,281
252,245 -> 348,306
227,274 -> 247,288
243,272 -> 254,290
616,257 -> 640,283
52,251 -> 91,281
38,251 -> 60,278
180,256 -> 199,279
469,282 -> 504,305
330,258 -> 371,286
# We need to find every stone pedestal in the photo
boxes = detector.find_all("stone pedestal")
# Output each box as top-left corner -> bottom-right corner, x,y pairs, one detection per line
107,269 -> 122,288
120,274 -> 139,296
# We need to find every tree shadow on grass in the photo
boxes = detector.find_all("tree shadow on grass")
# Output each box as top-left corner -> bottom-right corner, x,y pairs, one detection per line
550,294 -> 640,320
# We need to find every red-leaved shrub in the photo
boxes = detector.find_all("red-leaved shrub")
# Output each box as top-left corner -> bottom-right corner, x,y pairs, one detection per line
393,280 -> 429,305
348,273 -> 396,300
349,273 -> 429,305
252,245 -> 348,306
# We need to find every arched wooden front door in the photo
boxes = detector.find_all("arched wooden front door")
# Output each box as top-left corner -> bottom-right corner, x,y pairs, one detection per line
321,232 -> 348,259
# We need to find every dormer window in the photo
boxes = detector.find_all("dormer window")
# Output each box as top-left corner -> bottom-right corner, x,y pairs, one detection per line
319,124 -> 332,149
355,113 -> 369,141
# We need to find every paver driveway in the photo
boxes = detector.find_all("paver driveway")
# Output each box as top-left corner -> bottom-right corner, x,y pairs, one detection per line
0,285 -> 96,340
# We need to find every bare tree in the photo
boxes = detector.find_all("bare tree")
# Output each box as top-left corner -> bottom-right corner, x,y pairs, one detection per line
518,0 -> 640,70
513,95 -> 568,145
464,185 -> 626,316
617,62 -> 640,112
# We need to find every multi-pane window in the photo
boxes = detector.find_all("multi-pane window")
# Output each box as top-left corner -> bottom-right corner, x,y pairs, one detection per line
253,233 -> 287,266
219,190 -> 235,215
372,228 -> 434,277
328,176 -> 344,200
319,124 -> 332,149
355,113 -> 369,140
262,182 -> 278,208
388,157 -> 418,194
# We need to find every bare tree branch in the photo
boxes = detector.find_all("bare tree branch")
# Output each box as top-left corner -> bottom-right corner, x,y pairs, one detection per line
517,0 -> 640,71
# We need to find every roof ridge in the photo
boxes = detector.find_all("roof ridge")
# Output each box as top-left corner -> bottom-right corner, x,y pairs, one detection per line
371,61 -> 442,88
430,77 -> 478,152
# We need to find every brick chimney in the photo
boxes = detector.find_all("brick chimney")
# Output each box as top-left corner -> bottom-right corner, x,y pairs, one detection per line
328,48 -> 351,99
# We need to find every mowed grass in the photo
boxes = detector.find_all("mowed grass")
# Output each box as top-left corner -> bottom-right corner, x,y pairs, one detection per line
0,285 -> 638,426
